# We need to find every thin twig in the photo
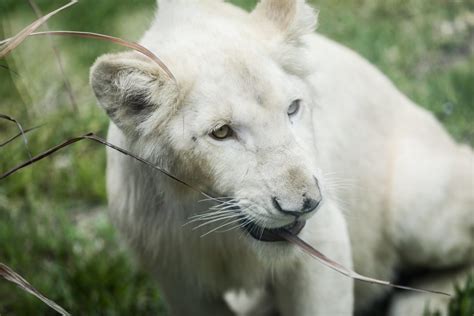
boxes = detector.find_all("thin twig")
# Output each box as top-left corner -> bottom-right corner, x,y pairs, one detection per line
27,0 -> 78,112
0,132 -> 209,198
0,131 -> 451,297
279,230 -> 452,297
0,0 -> 78,57
0,114 -> 32,159
1,26 -> 176,82
18,31 -> 176,82
0,64 -> 19,76
0,125 -> 42,147
0,263 -> 70,315
0,0 -> 176,81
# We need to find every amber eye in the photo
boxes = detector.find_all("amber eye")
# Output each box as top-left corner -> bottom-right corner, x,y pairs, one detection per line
287,99 -> 301,117
210,125 -> 233,140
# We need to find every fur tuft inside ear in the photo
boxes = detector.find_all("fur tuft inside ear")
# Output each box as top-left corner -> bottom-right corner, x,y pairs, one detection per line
90,52 -> 179,136
252,0 -> 318,43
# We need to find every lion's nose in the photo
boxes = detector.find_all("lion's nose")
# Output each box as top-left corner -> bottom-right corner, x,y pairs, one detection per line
271,195 -> 322,217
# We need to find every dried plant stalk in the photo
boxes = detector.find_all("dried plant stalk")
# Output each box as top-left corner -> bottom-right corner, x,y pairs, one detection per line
1,29 -> 176,82
1,0 -> 176,80
0,133 -> 206,196
0,263 -> 70,315
0,125 -> 41,147
0,64 -> 19,76
1,31 -> 175,81
280,230 -> 451,296
27,0 -> 78,112
0,114 -> 32,159
0,0 -> 77,58
18,31 -> 176,82
0,132 -> 451,297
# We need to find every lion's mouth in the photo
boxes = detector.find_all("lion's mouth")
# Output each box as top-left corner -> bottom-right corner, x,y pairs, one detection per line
242,220 -> 306,242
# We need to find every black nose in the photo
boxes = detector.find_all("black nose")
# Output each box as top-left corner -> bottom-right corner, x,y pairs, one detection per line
272,196 -> 321,217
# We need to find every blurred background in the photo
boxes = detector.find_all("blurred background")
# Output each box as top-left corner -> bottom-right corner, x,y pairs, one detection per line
0,0 -> 473,315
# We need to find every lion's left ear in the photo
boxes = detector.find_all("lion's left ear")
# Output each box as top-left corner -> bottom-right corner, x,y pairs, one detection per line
252,0 -> 318,43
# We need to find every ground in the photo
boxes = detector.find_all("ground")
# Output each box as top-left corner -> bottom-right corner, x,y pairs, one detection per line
0,0 -> 473,315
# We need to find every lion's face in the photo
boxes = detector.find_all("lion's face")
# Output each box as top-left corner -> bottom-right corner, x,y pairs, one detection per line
91,0 -> 321,243
164,52 -> 322,241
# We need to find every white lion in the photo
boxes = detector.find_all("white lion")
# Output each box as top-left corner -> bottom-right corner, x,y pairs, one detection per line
90,1 -> 473,315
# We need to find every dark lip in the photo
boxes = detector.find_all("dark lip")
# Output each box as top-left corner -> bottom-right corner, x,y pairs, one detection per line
242,220 -> 306,242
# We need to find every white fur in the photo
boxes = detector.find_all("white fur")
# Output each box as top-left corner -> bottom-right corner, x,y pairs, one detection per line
90,1 -> 474,315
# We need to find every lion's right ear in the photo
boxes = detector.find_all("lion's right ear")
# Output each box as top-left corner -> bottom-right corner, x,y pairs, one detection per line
252,0 -> 318,43
90,52 -> 179,135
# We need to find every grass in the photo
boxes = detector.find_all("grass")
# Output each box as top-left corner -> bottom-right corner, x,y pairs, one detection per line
424,275 -> 474,316
0,0 -> 473,315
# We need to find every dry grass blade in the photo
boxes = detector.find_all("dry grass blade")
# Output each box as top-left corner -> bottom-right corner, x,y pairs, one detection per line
0,114 -> 32,159
1,30 -> 176,82
33,31 -> 175,82
0,0 -> 77,58
279,230 -> 451,297
0,125 -> 42,147
0,0 -> 176,83
0,64 -> 19,76
27,0 -> 78,112
0,132 -> 209,198
0,130 -> 450,298
0,263 -> 70,315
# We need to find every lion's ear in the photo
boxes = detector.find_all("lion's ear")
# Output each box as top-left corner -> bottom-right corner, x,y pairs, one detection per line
252,0 -> 318,43
90,51 -> 179,136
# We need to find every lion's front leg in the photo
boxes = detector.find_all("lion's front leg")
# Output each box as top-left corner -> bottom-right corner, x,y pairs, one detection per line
273,257 -> 354,316
155,272 -> 235,316
273,204 -> 354,316
160,286 -> 235,316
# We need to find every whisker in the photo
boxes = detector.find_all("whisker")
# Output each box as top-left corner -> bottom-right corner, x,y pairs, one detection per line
325,183 -> 355,189
208,199 -> 239,206
198,196 -> 233,202
207,204 -> 230,212
184,214 -> 230,226
216,215 -> 251,233
187,206 -> 240,221
192,213 -> 243,230
188,209 -> 232,220
200,217 -> 245,238
184,211 -> 238,226
209,203 -> 239,212
198,196 -> 235,204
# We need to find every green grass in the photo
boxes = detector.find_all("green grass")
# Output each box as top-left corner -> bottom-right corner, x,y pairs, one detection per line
0,0 -> 473,315
424,275 -> 474,316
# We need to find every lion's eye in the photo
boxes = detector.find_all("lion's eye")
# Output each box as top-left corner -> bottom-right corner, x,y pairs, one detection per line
210,125 -> 233,140
287,99 -> 301,117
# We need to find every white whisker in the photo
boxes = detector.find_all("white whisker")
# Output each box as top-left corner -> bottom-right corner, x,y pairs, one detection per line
189,209 -> 232,220
209,203 -> 239,212
200,217 -> 245,238
216,215 -> 252,233
192,213 -> 243,230
198,196 -> 234,203
198,197 -> 238,208
184,213 -> 233,226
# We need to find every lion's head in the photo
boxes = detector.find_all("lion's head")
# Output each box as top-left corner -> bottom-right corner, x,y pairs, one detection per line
91,0 -> 324,244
